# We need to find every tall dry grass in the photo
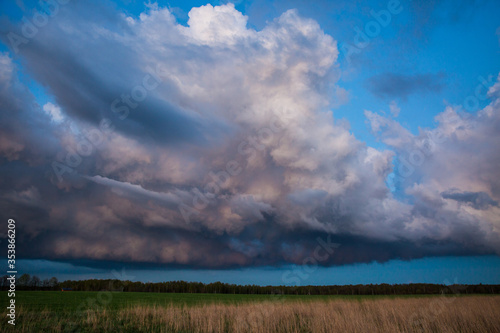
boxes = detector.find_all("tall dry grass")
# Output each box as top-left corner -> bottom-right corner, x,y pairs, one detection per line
3,295 -> 500,332
116,296 -> 500,333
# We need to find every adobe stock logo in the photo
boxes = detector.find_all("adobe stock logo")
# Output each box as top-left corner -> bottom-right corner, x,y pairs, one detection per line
340,0 -> 404,64
6,0 -> 72,54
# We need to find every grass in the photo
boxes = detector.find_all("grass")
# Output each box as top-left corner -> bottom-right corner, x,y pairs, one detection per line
1,292 -> 499,332
0,291 -> 443,312
0,291 -> 371,312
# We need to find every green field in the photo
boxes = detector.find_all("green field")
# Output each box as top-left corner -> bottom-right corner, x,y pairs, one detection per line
0,291 -> 391,312
0,291 -> 465,313
2,291 -> 312,312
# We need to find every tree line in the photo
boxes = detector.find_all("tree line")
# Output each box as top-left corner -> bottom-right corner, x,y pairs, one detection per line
0,274 -> 59,290
2,274 -> 499,295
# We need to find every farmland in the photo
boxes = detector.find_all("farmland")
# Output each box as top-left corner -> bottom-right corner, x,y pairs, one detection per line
1,292 -> 499,332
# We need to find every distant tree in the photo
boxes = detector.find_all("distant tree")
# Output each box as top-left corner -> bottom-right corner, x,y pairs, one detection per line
11,276 -> 498,295
0,275 -> 8,287
29,275 -> 41,288
49,277 -> 59,288
18,273 -> 30,287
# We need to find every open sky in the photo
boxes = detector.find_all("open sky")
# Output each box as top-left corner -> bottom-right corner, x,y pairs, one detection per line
0,0 -> 499,285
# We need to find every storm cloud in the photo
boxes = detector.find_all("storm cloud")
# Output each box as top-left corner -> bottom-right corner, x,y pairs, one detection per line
0,2 -> 499,269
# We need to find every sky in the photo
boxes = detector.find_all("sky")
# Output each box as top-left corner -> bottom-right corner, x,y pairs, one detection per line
0,0 -> 499,285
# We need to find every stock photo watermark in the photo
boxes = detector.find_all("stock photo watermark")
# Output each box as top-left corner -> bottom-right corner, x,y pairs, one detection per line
178,115 -> 286,224
408,279 -> 467,333
281,236 -> 340,287
6,219 -> 17,326
340,0 -> 404,64
238,235 -> 340,330
51,65 -> 164,183
64,268 -> 136,333
387,72 -> 495,192
6,0 -> 72,54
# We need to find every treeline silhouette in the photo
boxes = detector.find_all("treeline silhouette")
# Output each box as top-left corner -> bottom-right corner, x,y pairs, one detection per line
3,274 -> 500,295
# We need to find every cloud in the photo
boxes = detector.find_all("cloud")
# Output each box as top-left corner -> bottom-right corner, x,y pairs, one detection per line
0,2 -> 499,269
366,72 -> 446,100
43,102 -> 64,123
0,52 -> 61,163
364,110 -> 413,148
389,100 -> 400,117
367,84 -> 500,254
441,190 -> 498,210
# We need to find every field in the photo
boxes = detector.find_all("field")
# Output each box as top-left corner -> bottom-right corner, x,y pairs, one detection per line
1,292 -> 499,332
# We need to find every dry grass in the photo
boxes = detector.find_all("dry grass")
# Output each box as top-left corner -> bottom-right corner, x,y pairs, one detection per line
116,296 -> 500,333
3,295 -> 500,332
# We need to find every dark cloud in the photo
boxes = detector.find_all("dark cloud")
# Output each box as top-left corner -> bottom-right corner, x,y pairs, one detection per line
0,2 -> 499,271
1,9 -> 208,146
441,190 -> 498,210
366,72 -> 446,99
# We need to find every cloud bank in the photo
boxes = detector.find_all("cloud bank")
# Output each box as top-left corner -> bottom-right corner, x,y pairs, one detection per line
0,2 -> 499,269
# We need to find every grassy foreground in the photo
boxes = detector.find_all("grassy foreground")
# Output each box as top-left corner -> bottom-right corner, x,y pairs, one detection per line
1,292 -> 499,332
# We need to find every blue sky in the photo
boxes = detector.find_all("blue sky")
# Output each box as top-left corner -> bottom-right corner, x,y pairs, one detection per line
11,256 -> 500,285
0,0 -> 499,285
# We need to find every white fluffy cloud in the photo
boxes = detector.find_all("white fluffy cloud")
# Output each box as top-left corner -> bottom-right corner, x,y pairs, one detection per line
367,74 -> 500,252
43,102 -> 64,123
